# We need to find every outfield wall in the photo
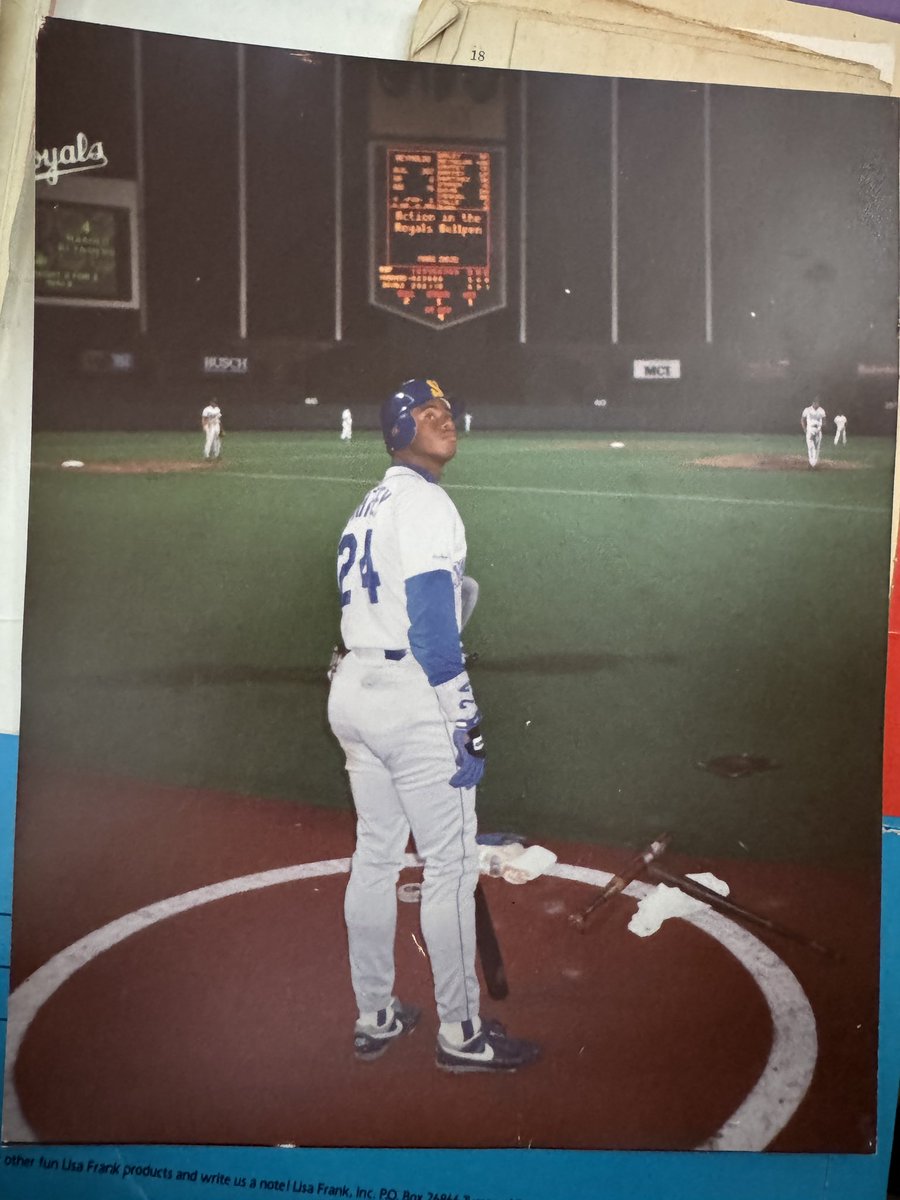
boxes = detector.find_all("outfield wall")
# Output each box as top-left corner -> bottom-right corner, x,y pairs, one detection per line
29,372 -> 898,436
32,23 -> 899,436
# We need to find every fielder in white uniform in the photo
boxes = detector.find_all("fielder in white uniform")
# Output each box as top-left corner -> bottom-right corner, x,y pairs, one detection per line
202,401 -> 222,460
801,399 -> 826,467
341,408 -> 352,441
834,414 -> 848,445
327,377 -> 539,1073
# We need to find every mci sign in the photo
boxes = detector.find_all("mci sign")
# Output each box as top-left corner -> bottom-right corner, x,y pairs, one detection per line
634,359 -> 681,380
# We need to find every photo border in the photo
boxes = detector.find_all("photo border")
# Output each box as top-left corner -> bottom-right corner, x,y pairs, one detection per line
2,0 -> 900,1195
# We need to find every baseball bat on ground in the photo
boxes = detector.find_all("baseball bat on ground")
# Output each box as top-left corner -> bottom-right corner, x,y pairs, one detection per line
646,863 -> 838,959
474,881 -> 509,1000
569,833 -> 671,931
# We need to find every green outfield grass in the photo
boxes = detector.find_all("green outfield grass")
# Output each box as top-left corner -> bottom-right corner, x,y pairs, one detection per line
19,429 -> 895,867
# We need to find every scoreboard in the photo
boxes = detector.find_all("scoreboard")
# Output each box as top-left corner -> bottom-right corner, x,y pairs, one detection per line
35,176 -> 140,309
35,201 -> 130,302
371,145 -> 505,328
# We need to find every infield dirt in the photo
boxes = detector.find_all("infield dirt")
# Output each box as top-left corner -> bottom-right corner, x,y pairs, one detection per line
693,453 -> 864,471
45,460 -> 216,474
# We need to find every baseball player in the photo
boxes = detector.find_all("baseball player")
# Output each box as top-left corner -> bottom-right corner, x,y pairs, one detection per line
834,413 -> 848,445
464,410 -> 472,434
327,378 -> 540,1073
201,400 -> 222,460
801,397 -> 826,467
341,407 -> 353,442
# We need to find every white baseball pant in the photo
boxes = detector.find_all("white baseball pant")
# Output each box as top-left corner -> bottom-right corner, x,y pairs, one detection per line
328,649 -> 481,1025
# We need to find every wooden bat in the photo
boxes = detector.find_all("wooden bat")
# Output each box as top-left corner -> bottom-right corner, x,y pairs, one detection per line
569,833 -> 671,931
646,863 -> 839,959
474,881 -> 509,1000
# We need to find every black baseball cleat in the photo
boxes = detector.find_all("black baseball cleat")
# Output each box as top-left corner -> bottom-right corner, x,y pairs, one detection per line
353,1001 -> 421,1062
435,1019 -> 541,1073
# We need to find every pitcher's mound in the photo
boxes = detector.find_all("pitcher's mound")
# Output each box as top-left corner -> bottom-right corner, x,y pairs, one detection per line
53,460 -> 216,475
694,454 -> 861,471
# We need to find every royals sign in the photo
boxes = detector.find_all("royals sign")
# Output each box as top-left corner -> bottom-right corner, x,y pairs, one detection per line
35,134 -> 108,186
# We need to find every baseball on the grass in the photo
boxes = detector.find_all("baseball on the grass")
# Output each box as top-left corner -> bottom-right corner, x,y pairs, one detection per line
610,442 -> 625,449
61,460 -> 85,469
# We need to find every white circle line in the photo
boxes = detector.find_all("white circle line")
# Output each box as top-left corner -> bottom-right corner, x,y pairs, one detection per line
2,856 -> 816,1151
555,866 -> 817,1151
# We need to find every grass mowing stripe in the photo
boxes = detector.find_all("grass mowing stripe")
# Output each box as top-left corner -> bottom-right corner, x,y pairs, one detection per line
225,470 -> 888,515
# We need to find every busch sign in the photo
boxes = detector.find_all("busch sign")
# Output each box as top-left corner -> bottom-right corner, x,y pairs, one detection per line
203,356 -> 248,375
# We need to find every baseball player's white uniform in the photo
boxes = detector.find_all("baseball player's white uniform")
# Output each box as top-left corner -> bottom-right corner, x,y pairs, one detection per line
463,411 -> 472,434
327,378 -> 538,1073
341,408 -> 352,441
801,402 -> 826,467
329,465 -> 480,1026
834,414 -> 847,445
202,403 -> 222,459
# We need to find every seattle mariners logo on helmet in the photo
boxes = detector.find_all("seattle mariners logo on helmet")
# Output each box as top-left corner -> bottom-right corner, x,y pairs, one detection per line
381,378 -> 448,453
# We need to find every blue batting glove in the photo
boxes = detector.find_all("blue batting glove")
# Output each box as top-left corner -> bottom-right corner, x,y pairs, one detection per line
450,721 -> 485,789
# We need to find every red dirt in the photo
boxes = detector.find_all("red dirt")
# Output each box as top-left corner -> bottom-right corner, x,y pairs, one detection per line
8,766 -> 878,1152
55,460 -> 214,474
693,454 -> 864,471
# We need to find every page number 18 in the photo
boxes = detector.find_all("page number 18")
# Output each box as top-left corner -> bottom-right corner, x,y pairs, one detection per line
470,47 -> 485,61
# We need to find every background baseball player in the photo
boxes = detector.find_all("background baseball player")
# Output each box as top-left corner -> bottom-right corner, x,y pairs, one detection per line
801,397 -> 826,467
201,399 -> 222,460
834,413 -> 848,445
327,378 -> 540,1073
341,407 -> 353,442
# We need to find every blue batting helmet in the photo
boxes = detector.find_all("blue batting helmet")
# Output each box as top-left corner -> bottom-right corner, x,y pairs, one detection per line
380,378 -> 450,453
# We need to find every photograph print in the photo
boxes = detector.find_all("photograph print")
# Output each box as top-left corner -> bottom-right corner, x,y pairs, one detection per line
4,14 -> 898,1153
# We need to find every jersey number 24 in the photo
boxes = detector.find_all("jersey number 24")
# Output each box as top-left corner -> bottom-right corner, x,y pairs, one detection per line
338,530 -> 381,606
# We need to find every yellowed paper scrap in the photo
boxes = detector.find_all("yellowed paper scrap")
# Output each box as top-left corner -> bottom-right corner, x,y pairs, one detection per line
0,0 -> 52,317
652,0 -> 899,91
409,0 -> 894,95
0,177 -> 34,736
509,18 -> 886,91
414,1 -> 518,66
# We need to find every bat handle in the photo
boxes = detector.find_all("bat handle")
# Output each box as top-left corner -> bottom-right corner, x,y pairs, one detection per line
569,834 -> 671,931
568,875 -> 626,931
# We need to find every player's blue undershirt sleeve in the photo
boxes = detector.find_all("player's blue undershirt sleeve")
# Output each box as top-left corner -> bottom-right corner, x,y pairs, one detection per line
405,570 -> 464,686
